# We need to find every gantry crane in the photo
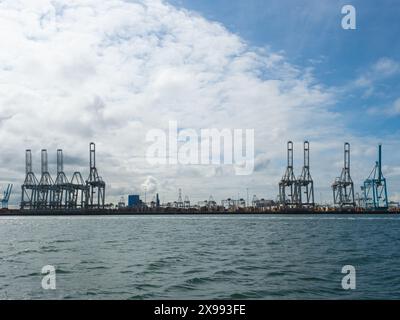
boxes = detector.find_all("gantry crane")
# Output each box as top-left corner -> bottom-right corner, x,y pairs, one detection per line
332,142 -> 355,208
297,141 -> 315,208
279,141 -> 299,207
362,144 -> 388,210
1,184 -> 13,209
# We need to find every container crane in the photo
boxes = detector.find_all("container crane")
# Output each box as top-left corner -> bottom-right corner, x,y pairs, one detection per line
1,184 -> 13,209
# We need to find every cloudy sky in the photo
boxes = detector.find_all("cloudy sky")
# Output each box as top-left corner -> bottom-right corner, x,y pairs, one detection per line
0,0 -> 399,207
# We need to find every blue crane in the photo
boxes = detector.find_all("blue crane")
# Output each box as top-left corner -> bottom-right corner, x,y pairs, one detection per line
362,144 -> 388,210
1,184 -> 13,209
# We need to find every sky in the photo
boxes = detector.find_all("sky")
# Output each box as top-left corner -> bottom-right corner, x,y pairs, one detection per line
0,0 -> 399,207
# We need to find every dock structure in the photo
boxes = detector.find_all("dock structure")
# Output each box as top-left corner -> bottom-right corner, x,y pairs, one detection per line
297,141 -> 315,208
86,142 -> 105,209
21,149 -> 39,210
52,149 -> 72,209
1,184 -> 13,209
332,142 -> 355,208
20,143 -> 105,211
70,171 -> 88,209
279,141 -> 299,208
10,140 -> 398,215
362,144 -> 388,210
36,149 -> 54,209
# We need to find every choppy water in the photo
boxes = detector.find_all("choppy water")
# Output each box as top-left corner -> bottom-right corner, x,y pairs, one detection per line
0,214 -> 400,299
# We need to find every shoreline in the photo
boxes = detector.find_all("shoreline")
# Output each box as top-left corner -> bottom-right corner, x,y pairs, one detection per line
1,208 -> 399,216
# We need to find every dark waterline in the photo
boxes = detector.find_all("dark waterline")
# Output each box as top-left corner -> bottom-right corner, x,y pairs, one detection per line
0,214 -> 399,299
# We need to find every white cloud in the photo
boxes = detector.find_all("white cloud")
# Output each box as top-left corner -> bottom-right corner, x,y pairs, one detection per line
0,0 -> 399,206
357,57 -> 400,86
385,165 -> 400,178
392,98 -> 400,114
372,57 -> 400,77
367,97 -> 400,116
355,57 -> 400,97
141,175 -> 159,194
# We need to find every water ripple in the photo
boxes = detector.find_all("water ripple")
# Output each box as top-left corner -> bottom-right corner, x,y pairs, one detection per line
0,214 -> 399,299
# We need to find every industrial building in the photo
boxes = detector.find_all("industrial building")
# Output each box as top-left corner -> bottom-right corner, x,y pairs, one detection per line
128,195 -> 142,207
